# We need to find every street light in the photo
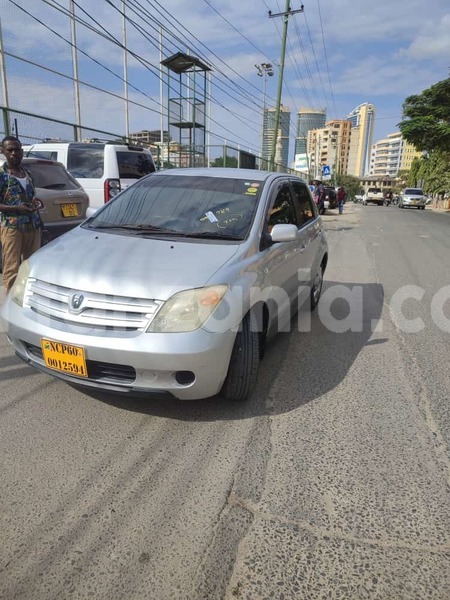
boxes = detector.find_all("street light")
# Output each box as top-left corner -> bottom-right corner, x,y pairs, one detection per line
255,63 -> 274,159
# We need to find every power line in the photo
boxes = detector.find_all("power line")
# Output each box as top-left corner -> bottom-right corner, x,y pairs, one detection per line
38,0 -> 264,150
316,0 -> 337,118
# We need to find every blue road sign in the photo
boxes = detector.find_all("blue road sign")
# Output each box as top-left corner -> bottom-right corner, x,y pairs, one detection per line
322,165 -> 331,177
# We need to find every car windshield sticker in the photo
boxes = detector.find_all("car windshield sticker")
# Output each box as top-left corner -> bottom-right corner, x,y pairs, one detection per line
205,211 -> 218,223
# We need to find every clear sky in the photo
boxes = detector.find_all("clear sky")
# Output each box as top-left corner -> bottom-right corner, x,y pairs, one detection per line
1,0 -> 449,163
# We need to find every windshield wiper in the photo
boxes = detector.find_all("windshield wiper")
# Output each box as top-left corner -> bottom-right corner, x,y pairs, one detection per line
89,223 -> 180,234
88,223 -> 242,240
182,231 -> 243,240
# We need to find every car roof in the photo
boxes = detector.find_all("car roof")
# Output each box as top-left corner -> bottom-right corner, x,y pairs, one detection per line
150,167 -> 307,183
25,141 -> 151,152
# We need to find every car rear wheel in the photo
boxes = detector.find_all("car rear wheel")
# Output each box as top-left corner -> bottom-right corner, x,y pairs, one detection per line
221,311 -> 260,402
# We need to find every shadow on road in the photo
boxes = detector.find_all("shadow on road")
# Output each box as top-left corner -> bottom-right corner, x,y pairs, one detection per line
79,280 -> 384,420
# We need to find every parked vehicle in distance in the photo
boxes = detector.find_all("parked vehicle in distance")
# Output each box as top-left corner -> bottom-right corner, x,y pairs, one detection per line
23,140 -> 156,209
363,187 -> 384,206
323,186 -> 337,209
0,157 -> 89,271
1,168 -> 328,402
398,188 -> 426,209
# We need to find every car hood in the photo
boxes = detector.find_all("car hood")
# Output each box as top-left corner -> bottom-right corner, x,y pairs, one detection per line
28,227 -> 240,300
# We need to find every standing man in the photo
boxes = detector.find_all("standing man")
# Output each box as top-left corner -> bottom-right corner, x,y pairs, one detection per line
313,179 -> 326,215
0,136 -> 41,292
337,186 -> 347,215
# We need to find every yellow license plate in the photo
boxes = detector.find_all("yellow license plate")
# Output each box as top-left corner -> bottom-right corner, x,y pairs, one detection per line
41,338 -> 88,377
61,203 -> 79,217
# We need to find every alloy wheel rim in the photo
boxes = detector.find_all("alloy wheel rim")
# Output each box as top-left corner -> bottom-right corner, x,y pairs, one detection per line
313,270 -> 323,303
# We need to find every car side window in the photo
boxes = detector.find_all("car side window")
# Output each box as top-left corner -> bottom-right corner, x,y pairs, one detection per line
267,184 -> 298,232
290,181 -> 317,226
26,150 -> 58,161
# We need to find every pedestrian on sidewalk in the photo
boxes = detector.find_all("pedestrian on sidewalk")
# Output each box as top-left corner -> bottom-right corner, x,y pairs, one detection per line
313,179 -> 326,215
337,186 -> 346,215
0,136 -> 41,292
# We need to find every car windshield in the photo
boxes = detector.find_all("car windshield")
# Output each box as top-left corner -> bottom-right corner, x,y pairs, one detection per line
368,188 -> 382,193
85,174 -> 262,240
404,188 -> 423,195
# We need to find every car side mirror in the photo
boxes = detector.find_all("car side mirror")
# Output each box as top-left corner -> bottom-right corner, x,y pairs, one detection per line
270,224 -> 298,243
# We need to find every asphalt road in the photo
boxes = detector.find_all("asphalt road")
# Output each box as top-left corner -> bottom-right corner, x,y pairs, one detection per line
1,204 -> 449,600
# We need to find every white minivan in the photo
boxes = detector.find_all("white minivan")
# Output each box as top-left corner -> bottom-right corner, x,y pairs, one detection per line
23,141 -> 156,208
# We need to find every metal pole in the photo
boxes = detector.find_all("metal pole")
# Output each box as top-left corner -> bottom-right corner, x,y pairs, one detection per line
122,0 -> 129,140
159,27 -> 164,152
270,1 -> 290,172
0,15 -> 10,120
70,0 -> 82,141
268,1 -> 303,171
207,71 -> 211,167
262,72 -> 267,157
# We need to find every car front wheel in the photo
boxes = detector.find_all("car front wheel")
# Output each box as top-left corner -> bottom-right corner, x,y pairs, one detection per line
221,311 -> 260,401
310,266 -> 324,310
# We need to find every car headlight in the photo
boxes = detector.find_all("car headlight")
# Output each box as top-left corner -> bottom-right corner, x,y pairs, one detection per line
147,285 -> 228,333
10,260 -> 30,306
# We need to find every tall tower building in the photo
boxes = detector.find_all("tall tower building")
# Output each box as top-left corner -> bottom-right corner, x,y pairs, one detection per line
294,108 -> 326,174
262,105 -> 291,169
346,102 -> 375,177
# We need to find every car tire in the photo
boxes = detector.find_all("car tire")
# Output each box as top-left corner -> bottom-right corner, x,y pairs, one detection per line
310,265 -> 324,311
221,311 -> 260,402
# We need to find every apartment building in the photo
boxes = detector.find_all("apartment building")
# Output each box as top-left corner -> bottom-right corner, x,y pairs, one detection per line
369,132 -> 421,176
307,119 -> 352,180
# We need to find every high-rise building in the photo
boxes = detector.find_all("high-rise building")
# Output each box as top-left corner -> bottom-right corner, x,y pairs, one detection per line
369,132 -> 421,177
346,103 -> 375,177
294,108 -> 326,174
262,105 -> 291,169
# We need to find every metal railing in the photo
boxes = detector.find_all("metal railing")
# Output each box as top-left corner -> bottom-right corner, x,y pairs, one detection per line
0,106 -> 298,175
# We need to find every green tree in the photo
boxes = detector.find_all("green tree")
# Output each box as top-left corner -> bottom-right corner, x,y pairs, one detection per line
335,174 -> 361,200
210,155 -> 238,168
398,78 -> 450,152
407,152 -> 450,195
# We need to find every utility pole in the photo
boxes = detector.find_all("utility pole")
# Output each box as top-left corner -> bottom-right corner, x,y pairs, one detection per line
268,1 -> 304,171
255,63 -> 273,159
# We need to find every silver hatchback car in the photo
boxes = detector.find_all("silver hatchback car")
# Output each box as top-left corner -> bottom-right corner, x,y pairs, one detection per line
1,168 -> 328,401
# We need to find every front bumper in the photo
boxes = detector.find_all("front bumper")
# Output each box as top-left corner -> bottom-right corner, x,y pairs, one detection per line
1,298 -> 236,400
402,199 -> 425,207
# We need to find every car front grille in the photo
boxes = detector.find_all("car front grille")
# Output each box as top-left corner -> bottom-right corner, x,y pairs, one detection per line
24,342 -> 136,383
26,279 -> 163,331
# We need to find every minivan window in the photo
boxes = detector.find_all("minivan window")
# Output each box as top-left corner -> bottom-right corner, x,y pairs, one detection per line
67,146 -> 104,178
116,151 -> 155,179
25,162 -> 82,190
404,188 -> 423,195
87,175 -> 261,240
